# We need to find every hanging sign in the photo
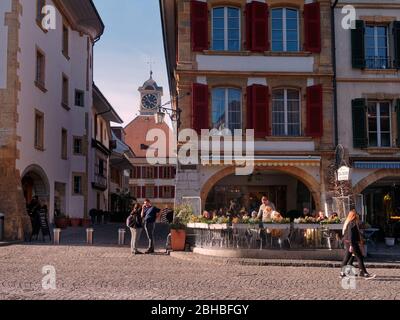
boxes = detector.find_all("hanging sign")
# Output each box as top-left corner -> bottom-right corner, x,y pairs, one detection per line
337,166 -> 351,181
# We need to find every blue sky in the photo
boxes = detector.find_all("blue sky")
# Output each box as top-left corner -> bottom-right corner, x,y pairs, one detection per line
93,0 -> 170,125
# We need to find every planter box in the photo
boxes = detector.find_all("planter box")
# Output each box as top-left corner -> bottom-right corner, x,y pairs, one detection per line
209,224 -> 228,230
54,218 -> 69,229
263,224 -> 291,230
293,224 -> 321,230
232,224 -> 260,230
187,223 -> 209,229
322,224 -> 344,231
171,229 -> 186,251
70,218 -> 82,227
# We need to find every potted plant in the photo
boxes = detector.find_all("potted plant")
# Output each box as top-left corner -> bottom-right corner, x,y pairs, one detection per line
54,213 -> 69,229
70,217 -> 82,227
385,224 -> 396,247
170,204 -> 193,251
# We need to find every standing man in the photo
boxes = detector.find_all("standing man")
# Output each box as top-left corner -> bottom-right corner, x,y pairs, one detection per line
141,199 -> 160,254
257,196 -> 276,220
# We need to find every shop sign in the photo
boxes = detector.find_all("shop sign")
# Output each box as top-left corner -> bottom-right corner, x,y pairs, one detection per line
337,166 -> 351,181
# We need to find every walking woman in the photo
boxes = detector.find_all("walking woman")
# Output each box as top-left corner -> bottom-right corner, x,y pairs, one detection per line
127,203 -> 143,255
340,210 -> 375,279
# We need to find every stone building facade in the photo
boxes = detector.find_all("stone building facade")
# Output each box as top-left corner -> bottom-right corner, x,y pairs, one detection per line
0,0 -> 104,240
161,0 -> 335,214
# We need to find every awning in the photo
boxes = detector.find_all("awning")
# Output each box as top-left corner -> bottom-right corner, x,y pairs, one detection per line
201,155 -> 321,167
353,161 -> 400,169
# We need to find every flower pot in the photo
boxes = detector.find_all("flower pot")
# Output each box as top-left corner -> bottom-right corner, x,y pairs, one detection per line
70,218 -> 82,227
82,219 -> 92,227
54,217 -> 69,229
385,237 -> 395,247
171,229 -> 186,251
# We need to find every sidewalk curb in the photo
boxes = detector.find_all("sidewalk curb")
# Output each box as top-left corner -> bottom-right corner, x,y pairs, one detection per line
0,241 -> 23,247
170,252 -> 400,269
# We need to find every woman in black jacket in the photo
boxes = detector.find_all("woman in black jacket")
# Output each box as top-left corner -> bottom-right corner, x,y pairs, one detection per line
340,210 -> 375,279
127,203 -> 143,255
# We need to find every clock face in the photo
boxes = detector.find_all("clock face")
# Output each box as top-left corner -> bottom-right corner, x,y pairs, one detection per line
142,94 -> 158,109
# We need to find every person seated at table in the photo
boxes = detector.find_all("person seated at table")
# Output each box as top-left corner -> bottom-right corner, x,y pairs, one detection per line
330,212 -> 339,219
251,211 -> 258,219
211,209 -> 218,220
317,211 -> 327,222
303,207 -> 312,218
271,211 -> 283,222
202,210 -> 212,220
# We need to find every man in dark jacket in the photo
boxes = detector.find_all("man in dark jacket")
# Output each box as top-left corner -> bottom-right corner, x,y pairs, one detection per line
141,199 -> 160,254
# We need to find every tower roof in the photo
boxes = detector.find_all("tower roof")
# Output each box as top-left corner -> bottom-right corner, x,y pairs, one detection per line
139,72 -> 163,93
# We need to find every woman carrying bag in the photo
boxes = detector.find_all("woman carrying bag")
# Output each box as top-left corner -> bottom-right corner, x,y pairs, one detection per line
340,210 -> 375,280
127,203 -> 143,255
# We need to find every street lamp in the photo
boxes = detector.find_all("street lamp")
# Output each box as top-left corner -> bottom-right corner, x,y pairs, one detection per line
154,92 -> 189,129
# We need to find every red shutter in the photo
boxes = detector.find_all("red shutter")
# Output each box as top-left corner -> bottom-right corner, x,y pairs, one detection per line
172,187 -> 175,199
304,2 -> 321,53
154,186 -> 158,198
191,0 -> 208,51
246,86 -> 254,129
154,167 -> 158,179
248,85 -> 270,138
172,167 -> 177,178
192,83 -> 209,134
159,186 -> 164,199
137,167 -> 142,179
141,186 -> 146,199
245,3 -> 252,50
306,84 -> 323,137
251,2 -> 269,52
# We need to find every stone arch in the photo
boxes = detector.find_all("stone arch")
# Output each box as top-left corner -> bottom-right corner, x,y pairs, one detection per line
21,164 -> 50,205
353,169 -> 400,195
200,165 -> 321,210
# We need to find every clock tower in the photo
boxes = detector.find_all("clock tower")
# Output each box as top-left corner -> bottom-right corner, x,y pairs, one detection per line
138,71 -> 163,115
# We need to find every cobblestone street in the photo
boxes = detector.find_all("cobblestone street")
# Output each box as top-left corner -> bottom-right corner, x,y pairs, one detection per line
1,244 -> 400,300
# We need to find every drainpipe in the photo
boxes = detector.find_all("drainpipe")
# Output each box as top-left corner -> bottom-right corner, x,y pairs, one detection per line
331,0 -> 339,146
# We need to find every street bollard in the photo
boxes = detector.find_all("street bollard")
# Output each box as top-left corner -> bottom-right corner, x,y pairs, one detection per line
86,228 -> 94,245
53,228 -> 61,245
118,228 -> 126,246
0,213 -> 4,242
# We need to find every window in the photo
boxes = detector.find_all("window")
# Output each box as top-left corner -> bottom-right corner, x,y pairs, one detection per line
62,74 -> 69,108
73,176 -> 82,195
34,110 -> 44,150
61,128 -> 67,159
35,49 -> 45,88
62,24 -> 69,58
75,90 -> 85,107
272,89 -> 301,136
160,186 -> 174,199
212,7 -> 240,51
73,137 -> 83,155
36,0 -> 45,24
365,25 -> 389,69
367,101 -> 391,147
212,88 -> 242,131
142,167 -> 156,179
145,186 -> 154,198
99,159 -> 105,177
271,8 -> 299,52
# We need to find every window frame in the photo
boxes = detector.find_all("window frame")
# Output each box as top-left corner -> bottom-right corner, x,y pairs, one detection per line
211,87 -> 242,132
62,23 -> 70,59
34,109 -> 44,151
35,48 -> 46,91
61,128 -> 68,160
75,89 -> 85,107
211,6 -> 241,51
367,101 -> 392,148
364,24 -> 390,70
73,137 -> 83,156
271,7 -> 300,52
61,73 -> 69,109
272,88 -> 302,137
72,175 -> 83,195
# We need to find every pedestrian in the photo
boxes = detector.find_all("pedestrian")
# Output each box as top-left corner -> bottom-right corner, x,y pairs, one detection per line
340,210 -> 376,279
257,196 -> 276,220
160,206 -> 174,253
27,196 -> 41,241
127,203 -> 143,255
141,199 -> 160,254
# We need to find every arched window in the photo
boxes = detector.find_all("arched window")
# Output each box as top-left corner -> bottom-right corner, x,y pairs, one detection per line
212,7 -> 241,51
272,89 -> 301,136
212,88 -> 242,131
271,8 -> 299,52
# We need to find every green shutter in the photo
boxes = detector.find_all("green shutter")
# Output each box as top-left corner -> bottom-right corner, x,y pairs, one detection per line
352,99 -> 368,148
351,20 -> 366,69
396,99 -> 400,147
394,21 -> 400,69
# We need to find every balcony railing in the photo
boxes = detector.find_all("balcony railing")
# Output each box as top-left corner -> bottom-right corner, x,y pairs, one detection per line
92,174 -> 107,191
365,56 -> 392,70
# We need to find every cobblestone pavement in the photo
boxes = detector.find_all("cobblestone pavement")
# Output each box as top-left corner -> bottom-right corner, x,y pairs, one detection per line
1,244 -> 400,300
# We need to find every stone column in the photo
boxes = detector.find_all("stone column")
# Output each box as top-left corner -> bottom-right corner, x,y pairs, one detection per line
0,0 -> 31,240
